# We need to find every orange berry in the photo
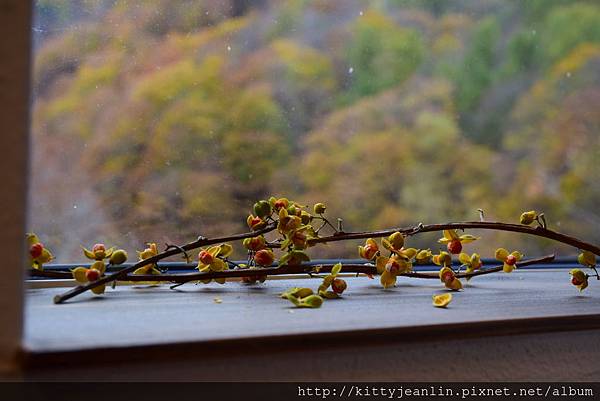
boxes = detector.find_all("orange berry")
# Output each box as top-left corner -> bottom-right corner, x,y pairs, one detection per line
274,199 -> 288,210
85,268 -> 100,282
364,244 -> 378,260
441,271 -> 454,283
29,243 -> 44,258
92,243 -> 106,253
385,258 -> 400,274
199,250 -> 214,265
447,239 -> 462,254
332,278 -> 347,294
254,249 -> 274,266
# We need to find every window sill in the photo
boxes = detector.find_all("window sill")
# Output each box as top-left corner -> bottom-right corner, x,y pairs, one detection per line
21,269 -> 600,380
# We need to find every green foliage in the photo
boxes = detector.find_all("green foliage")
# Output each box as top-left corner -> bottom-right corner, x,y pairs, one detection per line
538,4 -> 600,67
506,30 -> 539,73
453,17 -> 499,113
343,10 -> 423,103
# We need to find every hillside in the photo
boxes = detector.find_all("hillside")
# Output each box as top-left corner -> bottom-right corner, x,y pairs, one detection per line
30,0 -> 600,259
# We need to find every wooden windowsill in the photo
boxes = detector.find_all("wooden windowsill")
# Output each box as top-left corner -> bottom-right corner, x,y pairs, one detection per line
24,269 -> 600,351
20,269 -> 600,380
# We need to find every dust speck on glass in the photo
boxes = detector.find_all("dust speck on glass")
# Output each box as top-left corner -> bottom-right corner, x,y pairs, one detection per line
30,0 -> 600,261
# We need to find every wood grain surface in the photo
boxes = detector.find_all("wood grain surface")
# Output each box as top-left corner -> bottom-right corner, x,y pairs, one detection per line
24,269 -> 600,353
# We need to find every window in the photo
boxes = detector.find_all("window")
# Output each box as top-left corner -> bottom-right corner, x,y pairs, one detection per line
4,0 -> 600,381
30,0 -> 600,260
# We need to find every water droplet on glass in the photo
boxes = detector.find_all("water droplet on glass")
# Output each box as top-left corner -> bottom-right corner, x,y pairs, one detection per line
227,45 -> 232,52
348,67 -> 354,74
73,205 -> 78,209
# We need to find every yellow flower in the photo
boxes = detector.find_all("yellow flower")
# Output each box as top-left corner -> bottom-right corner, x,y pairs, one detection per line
376,255 -> 413,288
26,233 -> 54,271
282,285 -> 323,308
495,248 -> 523,273
415,249 -> 433,264
578,251 -> 596,268
269,197 -> 290,211
458,252 -> 482,280
134,243 -> 161,275
432,293 -> 453,308
358,238 -> 379,260
520,210 -> 537,225
138,242 -> 158,260
196,244 -> 232,285
438,229 -> 479,254
570,269 -> 589,292
313,203 -> 327,214
243,235 -> 267,251
281,287 -> 314,299
285,294 -> 324,308
197,245 -> 229,272
71,261 -> 106,295
432,251 -> 452,267
82,243 -> 115,261
277,207 -> 302,235
318,263 -> 346,298
381,231 -> 405,253
300,210 -> 313,224
247,214 -> 267,231
439,266 -> 462,290
380,232 -> 417,269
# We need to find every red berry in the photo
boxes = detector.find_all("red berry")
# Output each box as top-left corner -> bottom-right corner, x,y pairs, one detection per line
332,278 -> 347,294
571,277 -> 583,286
364,244 -> 378,260
92,243 -> 106,252
251,217 -> 263,228
248,237 -> 265,251
442,271 -> 454,283
85,268 -> 100,282
385,259 -> 400,274
199,250 -> 214,265
274,200 -> 288,210
292,231 -> 307,247
29,243 -> 44,258
505,255 -> 517,266
447,239 -> 462,254
254,250 -> 274,267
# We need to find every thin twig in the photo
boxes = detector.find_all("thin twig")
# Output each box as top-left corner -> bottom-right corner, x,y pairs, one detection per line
52,223 -> 276,304
306,221 -> 600,255
51,218 -> 599,303
67,254 -> 554,284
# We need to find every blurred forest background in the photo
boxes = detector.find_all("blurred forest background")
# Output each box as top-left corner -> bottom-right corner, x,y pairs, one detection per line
30,0 -> 600,261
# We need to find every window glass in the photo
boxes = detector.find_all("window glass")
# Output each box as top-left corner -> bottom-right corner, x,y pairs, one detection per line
30,0 -> 600,260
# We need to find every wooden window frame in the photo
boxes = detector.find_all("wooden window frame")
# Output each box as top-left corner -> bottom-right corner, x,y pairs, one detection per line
3,1 -> 600,381
0,0 -> 31,376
